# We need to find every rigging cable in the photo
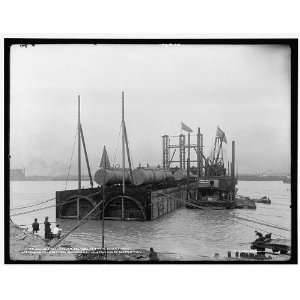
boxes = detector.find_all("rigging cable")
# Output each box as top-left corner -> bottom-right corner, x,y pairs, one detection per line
236,214 -> 289,230
11,204 -> 57,217
233,218 -> 287,239
10,197 -> 56,211
10,190 -> 102,216
234,215 -> 290,232
112,123 -> 122,167
126,128 -> 134,169
64,129 -> 78,190
11,130 -> 78,213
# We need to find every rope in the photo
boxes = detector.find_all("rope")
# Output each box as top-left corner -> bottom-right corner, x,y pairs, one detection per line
234,215 -> 290,232
237,214 -> 289,230
126,130 -> 135,170
112,123 -> 122,167
10,190 -> 102,217
17,222 -> 57,226
64,130 -> 78,190
233,218 -> 287,239
49,199 -> 105,249
10,197 -> 56,211
11,204 -> 57,217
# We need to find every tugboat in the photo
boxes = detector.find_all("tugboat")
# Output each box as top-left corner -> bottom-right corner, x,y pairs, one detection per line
235,195 -> 256,209
253,196 -> 271,204
184,127 -> 238,210
235,195 -> 270,207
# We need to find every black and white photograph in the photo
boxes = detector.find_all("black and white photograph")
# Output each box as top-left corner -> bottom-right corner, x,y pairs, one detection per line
4,39 -> 297,263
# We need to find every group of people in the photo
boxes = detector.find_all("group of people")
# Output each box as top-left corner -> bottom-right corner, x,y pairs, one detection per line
31,217 -> 160,261
32,217 -> 62,240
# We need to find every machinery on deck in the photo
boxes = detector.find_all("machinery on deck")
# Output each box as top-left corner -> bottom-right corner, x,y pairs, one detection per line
56,94 -> 238,221
206,126 -> 227,177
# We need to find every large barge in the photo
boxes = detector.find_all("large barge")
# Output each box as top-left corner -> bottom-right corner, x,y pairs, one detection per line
56,180 -> 186,221
56,92 -> 239,221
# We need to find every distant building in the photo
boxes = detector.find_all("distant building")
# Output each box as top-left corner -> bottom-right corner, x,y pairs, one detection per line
10,169 -> 26,180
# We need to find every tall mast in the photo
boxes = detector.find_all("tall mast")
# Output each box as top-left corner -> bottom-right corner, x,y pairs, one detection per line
121,91 -> 125,220
122,91 -> 125,195
187,132 -> 191,200
77,95 -> 81,219
78,95 -> 81,190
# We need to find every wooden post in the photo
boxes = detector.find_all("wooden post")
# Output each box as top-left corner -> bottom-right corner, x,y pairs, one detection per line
77,95 -> 81,220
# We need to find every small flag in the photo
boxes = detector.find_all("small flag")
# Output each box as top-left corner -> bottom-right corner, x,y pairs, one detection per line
100,146 -> 111,169
181,122 -> 193,133
216,126 -> 227,144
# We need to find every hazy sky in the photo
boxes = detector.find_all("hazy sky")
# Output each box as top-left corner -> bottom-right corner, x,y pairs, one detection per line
10,43 -> 291,175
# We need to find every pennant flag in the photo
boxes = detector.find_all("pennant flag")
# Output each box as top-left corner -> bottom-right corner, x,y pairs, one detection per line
181,122 -> 193,133
99,146 -> 111,169
216,126 -> 227,144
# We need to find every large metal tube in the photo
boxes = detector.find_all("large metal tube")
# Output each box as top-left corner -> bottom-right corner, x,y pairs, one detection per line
174,169 -> 187,181
94,168 -> 131,186
174,169 -> 197,181
132,168 -> 173,186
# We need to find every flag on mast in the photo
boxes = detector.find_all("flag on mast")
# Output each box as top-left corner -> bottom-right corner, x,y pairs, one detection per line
181,122 -> 193,133
216,126 -> 227,144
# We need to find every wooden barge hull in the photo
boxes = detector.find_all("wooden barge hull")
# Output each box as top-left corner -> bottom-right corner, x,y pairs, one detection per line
56,184 -> 186,221
56,176 -> 239,220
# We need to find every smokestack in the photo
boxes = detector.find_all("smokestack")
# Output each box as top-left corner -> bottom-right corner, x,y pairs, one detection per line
231,141 -> 235,179
197,128 -> 201,179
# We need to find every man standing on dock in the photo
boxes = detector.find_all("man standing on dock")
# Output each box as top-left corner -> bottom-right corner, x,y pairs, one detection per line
32,218 -> 39,234
44,217 -> 51,240
149,247 -> 159,261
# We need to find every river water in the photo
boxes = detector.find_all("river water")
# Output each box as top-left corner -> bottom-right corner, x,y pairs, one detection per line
10,180 -> 291,260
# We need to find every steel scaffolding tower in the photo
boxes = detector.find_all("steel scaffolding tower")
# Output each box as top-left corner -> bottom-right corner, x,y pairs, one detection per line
179,134 -> 186,169
162,128 -> 204,176
162,135 -> 170,169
